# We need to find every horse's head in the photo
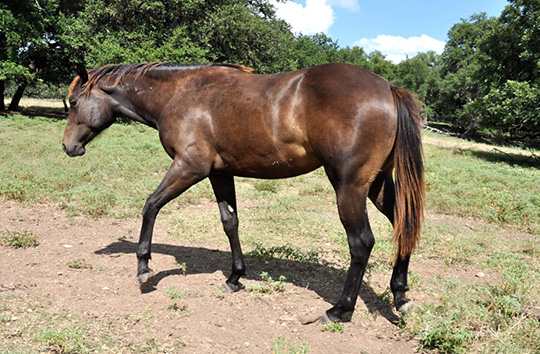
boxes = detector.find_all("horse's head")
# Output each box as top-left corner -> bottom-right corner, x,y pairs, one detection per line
62,66 -> 116,157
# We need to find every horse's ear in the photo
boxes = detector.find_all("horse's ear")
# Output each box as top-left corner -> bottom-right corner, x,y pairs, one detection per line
76,64 -> 88,85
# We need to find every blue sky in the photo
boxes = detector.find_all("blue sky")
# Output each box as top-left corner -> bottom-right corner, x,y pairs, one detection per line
271,0 -> 509,62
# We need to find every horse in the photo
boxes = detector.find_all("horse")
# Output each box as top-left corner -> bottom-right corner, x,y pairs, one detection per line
62,62 -> 424,323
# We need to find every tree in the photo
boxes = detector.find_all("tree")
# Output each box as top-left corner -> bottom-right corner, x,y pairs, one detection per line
290,33 -> 340,69
393,52 -> 441,119
334,46 -> 370,70
2,0 -> 297,109
1,0 -> 84,111
61,0 -> 296,73
467,0 -> 540,139
365,51 -> 395,79
471,80 -> 540,140
479,0 -> 540,85
431,13 -> 496,130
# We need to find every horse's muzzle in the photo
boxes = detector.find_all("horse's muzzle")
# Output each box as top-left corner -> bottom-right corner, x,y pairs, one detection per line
62,142 -> 86,157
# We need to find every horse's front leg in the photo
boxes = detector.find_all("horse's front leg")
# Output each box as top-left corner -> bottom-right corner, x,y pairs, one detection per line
209,175 -> 245,292
137,159 -> 204,289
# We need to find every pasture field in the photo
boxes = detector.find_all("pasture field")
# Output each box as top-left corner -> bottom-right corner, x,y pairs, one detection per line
0,112 -> 539,353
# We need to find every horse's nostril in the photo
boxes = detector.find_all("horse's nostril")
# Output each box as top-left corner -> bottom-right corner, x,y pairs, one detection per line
62,142 -> 67,153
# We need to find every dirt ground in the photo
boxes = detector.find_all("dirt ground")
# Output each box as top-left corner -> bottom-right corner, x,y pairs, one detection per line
0,199 -> 434,353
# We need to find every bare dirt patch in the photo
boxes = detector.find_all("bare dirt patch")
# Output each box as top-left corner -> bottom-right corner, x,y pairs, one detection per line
0,201 -> 423,353
4,98 -> 65,109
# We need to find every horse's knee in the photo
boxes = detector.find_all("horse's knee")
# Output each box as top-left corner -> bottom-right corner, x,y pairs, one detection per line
348,230 -> 374,260
219,206 -> 238,234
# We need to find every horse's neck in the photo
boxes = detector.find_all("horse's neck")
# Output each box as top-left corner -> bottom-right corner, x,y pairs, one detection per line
116,78 -> 175,129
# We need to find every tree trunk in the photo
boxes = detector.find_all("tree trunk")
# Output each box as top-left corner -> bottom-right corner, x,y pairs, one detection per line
0,80 -> 5,111
0,31 -> 6,111
8,81 -> 27,111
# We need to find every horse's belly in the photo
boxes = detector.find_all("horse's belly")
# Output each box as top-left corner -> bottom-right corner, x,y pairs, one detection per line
212,145 -> 321,179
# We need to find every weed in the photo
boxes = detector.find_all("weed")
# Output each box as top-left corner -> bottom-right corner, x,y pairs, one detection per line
67,259 -> 93,270
165,287 -> 193,317
270,335 -> 309,354
165,286 -> 185,301
420,319 -> 474,353
246,272 -> 287,294
321,321 -> 344,333
0,229 -> 39,248
247,243 -> 336,268
142,309 -> 158,353
177,262 -> 187,276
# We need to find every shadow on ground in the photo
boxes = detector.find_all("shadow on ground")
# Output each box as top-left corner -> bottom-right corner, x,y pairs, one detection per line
96,240 -> 401,324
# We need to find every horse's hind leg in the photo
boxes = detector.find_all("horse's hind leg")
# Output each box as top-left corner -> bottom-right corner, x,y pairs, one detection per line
324,173 -> 374,323
368,171 -> 413,314
209,175 -> 245,292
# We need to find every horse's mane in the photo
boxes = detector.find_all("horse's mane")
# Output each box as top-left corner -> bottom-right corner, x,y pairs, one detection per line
78,62 -> 253,93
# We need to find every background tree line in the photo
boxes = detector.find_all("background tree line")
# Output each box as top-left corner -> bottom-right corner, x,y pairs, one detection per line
1,0 -> 539,144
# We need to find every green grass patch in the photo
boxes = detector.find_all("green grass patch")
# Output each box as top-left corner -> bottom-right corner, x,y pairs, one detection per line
424,132 -> 540,232
0,229 -> 39,248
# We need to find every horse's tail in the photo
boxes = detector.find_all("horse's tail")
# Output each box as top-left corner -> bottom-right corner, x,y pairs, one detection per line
390,86 -> 425,262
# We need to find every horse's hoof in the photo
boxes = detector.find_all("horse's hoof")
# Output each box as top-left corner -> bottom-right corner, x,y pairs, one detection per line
138,269 -> 155,290
320,312 -> 334,324
320,311 -> 352,324
222,281 -> 243,293
397,301 -> 414,316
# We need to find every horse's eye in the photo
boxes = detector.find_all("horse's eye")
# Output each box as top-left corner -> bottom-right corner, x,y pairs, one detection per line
69,99 -> 77,108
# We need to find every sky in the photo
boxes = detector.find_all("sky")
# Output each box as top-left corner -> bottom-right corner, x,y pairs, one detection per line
270,0 -> 509,63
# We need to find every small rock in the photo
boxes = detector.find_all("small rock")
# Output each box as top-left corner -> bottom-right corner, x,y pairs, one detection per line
475,272 -> 486,278
298,313 -> 321,325
279,315 -> 297,322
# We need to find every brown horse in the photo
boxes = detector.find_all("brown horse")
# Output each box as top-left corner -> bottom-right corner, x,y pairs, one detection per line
62,62 -> 424,323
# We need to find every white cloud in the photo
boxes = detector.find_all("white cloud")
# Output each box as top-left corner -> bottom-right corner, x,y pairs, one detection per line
354,34 -> 446,63
270,0 -> 335,35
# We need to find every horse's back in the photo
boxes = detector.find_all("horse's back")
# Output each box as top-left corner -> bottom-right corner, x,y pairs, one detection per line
165,63 -> 398,179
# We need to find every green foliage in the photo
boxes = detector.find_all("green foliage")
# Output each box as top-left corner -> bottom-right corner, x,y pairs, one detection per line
321,321 -> 344,333
270,335 -> 309,354
67,259 -> 93,270
420,318 -> 474,353
247,243 -> 335,268
393,51 -> 440,118
468,80 -> 540,138
430,13 -> 495,127
165,286 -> 185,302
433,1 -> 540,138
0,229 -> 38,248
246,272 -> 287,294
36,326 -> 90,353
479,0 -> 540,84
